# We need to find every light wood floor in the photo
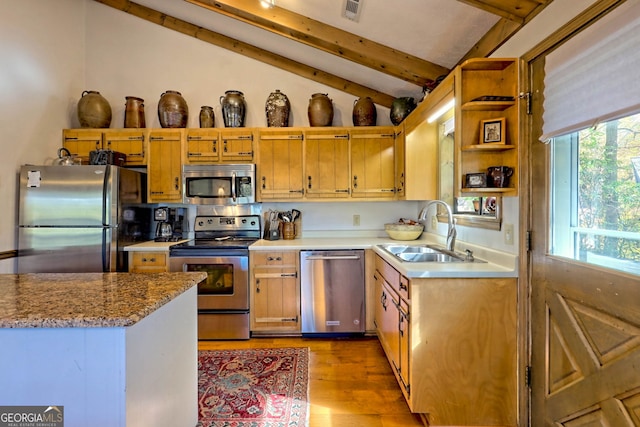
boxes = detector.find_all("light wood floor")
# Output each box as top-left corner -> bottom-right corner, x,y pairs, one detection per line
198,336 -> 424,427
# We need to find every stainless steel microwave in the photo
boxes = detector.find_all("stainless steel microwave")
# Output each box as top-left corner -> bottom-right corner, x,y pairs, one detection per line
183,164 -> 256,205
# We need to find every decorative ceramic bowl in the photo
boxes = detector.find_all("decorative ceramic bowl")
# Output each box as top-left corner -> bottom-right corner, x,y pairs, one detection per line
384,223 -> 424,240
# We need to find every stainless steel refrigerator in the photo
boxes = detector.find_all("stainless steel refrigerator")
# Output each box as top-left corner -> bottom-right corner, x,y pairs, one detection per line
17,165 -> 149,273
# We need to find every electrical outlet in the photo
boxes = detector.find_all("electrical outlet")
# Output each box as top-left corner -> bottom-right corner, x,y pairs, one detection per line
353,214 -> 360,226
504,223 -> 514,245
431,216 -> 438,230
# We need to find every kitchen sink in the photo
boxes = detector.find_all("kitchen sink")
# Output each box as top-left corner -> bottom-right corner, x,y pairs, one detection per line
378,244 -> 485,263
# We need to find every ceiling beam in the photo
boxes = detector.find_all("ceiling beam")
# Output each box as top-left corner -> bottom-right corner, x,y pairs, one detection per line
185,0 -> 450,87
92,0 -> 396,107
455,0 -> 525,23
458,0 -> 554,62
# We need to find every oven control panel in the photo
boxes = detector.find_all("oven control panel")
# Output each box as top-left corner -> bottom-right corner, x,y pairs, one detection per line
194,215 -> 260,232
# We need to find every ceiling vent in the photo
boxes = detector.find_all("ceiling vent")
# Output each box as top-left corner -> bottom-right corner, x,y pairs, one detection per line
342,0 -> 362,22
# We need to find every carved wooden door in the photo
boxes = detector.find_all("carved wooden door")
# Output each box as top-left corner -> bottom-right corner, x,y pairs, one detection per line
529,56 -> 640,426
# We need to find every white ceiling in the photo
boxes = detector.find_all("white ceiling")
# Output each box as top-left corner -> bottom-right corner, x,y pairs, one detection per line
116,0 -> 503,99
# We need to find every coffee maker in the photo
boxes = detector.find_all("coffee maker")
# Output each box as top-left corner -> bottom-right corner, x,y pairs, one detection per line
154,207 -> 173,241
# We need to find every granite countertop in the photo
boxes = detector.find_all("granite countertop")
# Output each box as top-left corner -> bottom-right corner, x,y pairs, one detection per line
0,272 -> 206,328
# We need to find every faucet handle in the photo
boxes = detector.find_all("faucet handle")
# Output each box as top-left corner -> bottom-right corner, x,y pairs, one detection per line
465,249 -> 474,261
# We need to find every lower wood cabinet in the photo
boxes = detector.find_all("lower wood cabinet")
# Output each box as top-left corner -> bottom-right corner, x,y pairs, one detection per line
374,254 -> 517,426
128,251 -> 168,273
249,251 -> 300,335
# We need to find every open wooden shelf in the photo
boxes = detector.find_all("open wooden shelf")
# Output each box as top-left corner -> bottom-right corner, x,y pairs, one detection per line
461,101 -> 515,111
462,144 -> 516,152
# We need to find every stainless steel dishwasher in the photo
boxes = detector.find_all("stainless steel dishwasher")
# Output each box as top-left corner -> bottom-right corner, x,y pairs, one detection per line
300,250 -> 365,335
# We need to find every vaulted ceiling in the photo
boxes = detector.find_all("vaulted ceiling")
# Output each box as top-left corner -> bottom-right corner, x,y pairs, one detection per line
94,0 -> 552,107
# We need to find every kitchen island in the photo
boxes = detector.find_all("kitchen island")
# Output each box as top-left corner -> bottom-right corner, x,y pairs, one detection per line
0,272 -> 206,427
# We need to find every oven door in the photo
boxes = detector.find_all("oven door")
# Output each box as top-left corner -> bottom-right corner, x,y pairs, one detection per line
169,255 -> 249,311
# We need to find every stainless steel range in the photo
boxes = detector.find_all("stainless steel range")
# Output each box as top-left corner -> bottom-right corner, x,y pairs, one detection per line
169,214 -> 260,340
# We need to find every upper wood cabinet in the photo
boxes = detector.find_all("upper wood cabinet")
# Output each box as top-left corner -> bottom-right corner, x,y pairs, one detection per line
63,129 -> 146,166
147,129 -> 182,203
219,129 -> 254,162
349,127 -> 397,199
455,58 -> 519,197
184,129 -> 219,164
304,128 -> 350,199
257,129 -> 304,200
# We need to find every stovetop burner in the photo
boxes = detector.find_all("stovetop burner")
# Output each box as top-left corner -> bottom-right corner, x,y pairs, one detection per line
170,215 -> 261,255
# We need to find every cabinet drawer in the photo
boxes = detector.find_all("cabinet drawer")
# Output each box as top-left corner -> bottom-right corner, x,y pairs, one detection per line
375,255 -> 409,299
252,251 -> 297,266
131,252 -> 167,268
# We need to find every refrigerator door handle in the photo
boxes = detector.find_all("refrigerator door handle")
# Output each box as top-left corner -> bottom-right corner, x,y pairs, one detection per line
103,165 -> 112,226
103,227 -> 111,272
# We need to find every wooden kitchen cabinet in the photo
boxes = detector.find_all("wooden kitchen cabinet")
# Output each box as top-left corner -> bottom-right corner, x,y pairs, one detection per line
62,129 -> 102,163
147,129 -> 183,203
63,129 -> 146,166
128,251 -> 168,273
303,128 -> 350,199
374,254 -> 517,426
184,129 -> 220,164
103,129 -> 146,165
456,58 -> 519,196
250,251 -> 300,335
349,127 -> 396,198
257,129 -> 304,200
219,129 -> 254,162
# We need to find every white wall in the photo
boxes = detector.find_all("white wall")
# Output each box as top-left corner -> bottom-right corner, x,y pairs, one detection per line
0,0 -> 86,272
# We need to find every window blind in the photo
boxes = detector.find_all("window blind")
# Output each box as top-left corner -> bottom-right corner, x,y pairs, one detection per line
541,1 -> 640,142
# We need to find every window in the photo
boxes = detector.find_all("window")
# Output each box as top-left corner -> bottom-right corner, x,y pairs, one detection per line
550,112 -> 640,274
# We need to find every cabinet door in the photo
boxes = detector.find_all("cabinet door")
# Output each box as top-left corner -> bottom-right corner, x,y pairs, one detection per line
398,298 -> 410,397
147,130 -> 183,203
103,130 -> 146,165
250,251 -> 300,333
395,125 -> 406,198
220,130 -> 254,162
375,272 -> 401,371
184,129 -> 219,163
62,129 -> 102,163
257,130 -> 304,200
350,128 -> 396,198
304,129 -> 350,198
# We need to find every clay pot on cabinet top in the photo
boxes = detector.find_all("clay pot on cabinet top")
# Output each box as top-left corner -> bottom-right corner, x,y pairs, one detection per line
199,106 -> 215,128
77,90 -> 112,128
265,90 -> 290,127
308,93 -> 333,127
124,96 -> 146,128
390,97 -> 417,125
220,90 -> 247,127
158,90 -> 188,128
352,97 -> 376,126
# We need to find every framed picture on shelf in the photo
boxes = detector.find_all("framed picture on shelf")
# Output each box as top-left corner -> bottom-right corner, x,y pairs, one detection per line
465,172 -> 487,188
480,117 -> 506,144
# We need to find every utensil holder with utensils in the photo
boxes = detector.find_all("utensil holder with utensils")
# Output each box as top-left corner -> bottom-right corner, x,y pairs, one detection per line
264,209 -> 301,240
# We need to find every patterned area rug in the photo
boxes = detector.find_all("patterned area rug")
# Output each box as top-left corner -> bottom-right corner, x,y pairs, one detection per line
197,347 -> 309,427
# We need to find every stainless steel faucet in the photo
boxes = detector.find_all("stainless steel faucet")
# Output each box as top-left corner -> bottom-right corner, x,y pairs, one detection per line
419,200 -> 457,252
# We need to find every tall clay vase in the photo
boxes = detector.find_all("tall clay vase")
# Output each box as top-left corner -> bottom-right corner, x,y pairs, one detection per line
77,90 -> 112,128
158,90 -> 188,128
220,90 -> 246,127
199,106 -> 215,128
265,89 -> 290,127
390,97 -> 417,125
308,93 -> 333,127
352,97 -> 376,126
124,96 -> 146,128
